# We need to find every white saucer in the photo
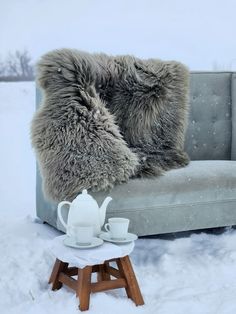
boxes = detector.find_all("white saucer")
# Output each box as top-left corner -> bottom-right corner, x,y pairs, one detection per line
99,232 -> 138,243
63,236 -> 103,249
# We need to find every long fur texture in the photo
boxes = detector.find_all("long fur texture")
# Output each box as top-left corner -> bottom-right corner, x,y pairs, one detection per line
31,49 -> 190,201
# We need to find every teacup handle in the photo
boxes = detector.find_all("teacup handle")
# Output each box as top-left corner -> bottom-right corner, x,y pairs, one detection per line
104,223 -> 110,233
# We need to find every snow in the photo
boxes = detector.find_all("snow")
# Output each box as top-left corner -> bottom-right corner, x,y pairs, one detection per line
0,82 -> 36,220
1,82 -> 236,313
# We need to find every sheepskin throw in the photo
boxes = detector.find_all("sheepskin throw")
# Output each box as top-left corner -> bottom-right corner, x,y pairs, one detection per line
31,49 -> 190,202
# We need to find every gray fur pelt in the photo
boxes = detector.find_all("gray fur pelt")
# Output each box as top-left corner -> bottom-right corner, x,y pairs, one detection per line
31,49 -> 190,202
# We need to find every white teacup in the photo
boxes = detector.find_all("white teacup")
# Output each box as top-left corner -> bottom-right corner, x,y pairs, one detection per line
104,218 -> 129,240
71,223 -> 93,246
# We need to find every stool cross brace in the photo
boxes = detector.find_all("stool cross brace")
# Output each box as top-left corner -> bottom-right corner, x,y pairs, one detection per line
49,255 -> 144,311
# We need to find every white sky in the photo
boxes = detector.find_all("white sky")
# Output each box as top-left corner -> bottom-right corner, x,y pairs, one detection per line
1,0 -> 236,70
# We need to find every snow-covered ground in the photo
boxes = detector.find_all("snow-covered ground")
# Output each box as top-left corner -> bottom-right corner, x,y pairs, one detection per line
0,82 -> 36,220
1,82 -> 236,314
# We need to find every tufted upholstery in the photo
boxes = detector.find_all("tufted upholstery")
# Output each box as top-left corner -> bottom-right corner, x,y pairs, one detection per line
36,72 -> 235,161
185,72 -> 232,160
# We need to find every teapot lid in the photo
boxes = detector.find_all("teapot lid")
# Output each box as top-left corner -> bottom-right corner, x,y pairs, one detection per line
81,189 -> 90,198
75,189 -> 97,204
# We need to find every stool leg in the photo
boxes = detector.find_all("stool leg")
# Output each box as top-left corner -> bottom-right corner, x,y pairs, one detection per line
77,266 -> 92,311
49,258 -> 69,290
116,258 -> 132,299
97,262 -> 111,281
117,256 -> 144,306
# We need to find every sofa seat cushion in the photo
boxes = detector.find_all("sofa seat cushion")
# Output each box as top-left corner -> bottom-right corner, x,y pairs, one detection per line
89,160 -> 236,235
93,160 -> 236,209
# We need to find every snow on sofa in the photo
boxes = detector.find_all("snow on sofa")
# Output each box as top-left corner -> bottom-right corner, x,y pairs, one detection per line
35,71 -> 236,236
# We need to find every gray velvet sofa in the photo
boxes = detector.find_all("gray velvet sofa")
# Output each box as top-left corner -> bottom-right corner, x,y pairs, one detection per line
36,71 -> 236,236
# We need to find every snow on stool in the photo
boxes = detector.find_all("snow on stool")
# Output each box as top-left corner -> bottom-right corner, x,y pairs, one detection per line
48,235 -> 144,311
50,234 -> 134,268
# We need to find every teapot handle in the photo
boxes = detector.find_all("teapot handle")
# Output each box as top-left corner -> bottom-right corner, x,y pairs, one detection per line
57,201 -> 71,229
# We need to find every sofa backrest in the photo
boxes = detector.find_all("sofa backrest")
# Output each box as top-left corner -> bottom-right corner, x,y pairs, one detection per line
36,71 -> 236,161
184,72 -> 236,160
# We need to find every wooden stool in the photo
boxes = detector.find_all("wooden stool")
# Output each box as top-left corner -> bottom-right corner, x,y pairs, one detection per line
49,255 -> 144,311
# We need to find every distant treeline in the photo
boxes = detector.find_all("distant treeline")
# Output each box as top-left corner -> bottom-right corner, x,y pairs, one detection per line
0,50 -> 35,82
0,76 -> 34,82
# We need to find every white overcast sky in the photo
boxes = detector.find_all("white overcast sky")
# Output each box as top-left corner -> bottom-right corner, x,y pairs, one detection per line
1,0 -> 236,70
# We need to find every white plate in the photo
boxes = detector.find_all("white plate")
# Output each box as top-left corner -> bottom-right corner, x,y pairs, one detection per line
63,236 -> 103,249
99,232 -> 138,243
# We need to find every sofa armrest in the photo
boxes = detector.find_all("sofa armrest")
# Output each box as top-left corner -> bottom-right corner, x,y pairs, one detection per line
231,73 -> 236,160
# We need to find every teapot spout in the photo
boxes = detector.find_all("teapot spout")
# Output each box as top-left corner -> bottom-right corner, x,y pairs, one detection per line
99,196 -> 112,227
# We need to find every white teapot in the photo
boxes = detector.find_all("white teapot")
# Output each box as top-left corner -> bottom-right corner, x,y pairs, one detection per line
57,189 -> 112,237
